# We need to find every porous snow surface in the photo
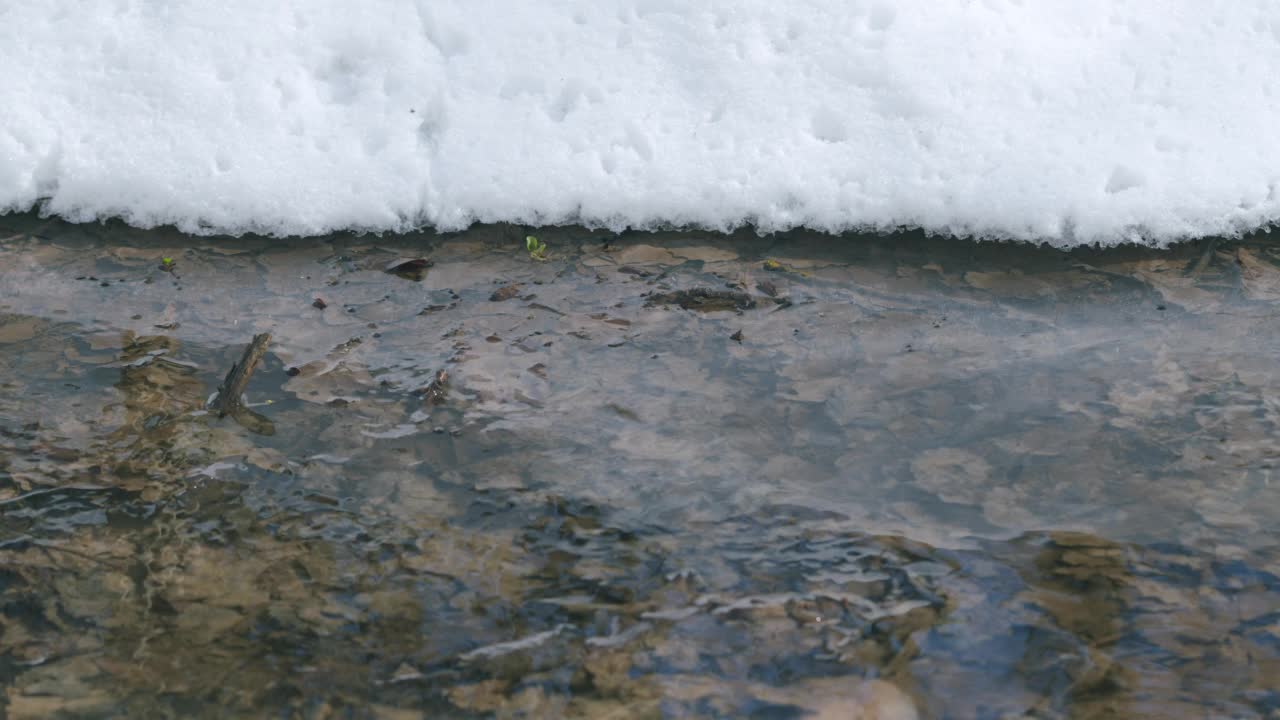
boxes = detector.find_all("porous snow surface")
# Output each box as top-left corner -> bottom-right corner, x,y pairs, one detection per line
3,1 -> 1278,245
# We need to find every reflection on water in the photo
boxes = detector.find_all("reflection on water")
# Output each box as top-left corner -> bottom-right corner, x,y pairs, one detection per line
1,214 -> 1279,718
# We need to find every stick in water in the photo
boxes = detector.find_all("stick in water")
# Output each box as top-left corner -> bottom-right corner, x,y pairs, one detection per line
209,332 -> 275,435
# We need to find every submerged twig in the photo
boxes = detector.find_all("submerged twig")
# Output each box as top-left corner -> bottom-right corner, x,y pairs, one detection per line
645,287 -> 758,312
36,540 -> 127,570
208,333 -> 275,435
210,333 -> 271,413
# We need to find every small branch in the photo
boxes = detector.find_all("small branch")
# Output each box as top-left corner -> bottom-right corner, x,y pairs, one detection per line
208,333 -> 275,435
210,333 -> 271,415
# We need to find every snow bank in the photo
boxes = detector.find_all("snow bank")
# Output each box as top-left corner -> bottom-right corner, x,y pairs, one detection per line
2,1 -> 1279,245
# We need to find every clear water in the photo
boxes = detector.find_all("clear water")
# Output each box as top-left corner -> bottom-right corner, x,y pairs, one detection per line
2,214 -> 1279,718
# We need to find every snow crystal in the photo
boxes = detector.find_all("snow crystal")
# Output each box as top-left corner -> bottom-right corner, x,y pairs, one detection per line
2,1 -> 1279,245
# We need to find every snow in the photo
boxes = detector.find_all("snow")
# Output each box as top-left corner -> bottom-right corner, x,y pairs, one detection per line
2,0 -> 1279,245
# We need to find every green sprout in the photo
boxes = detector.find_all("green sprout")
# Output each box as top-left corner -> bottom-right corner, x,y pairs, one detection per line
525,235 -> 549,262
160,257 -> 175,271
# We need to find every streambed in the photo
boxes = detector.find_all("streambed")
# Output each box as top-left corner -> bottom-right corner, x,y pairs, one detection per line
2,214 -> 1279,718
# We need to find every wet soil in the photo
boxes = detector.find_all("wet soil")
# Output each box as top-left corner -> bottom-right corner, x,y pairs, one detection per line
2,214 -> 1280,718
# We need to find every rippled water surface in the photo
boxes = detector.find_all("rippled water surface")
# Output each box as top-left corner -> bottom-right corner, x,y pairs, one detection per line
2,215 -> 1280,718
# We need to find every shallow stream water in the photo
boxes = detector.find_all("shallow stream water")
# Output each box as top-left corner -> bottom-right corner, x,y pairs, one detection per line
2,214 -> 1279,718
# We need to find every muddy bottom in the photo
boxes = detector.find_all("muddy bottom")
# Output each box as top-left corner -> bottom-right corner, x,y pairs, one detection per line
2,214 -> 1279,719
